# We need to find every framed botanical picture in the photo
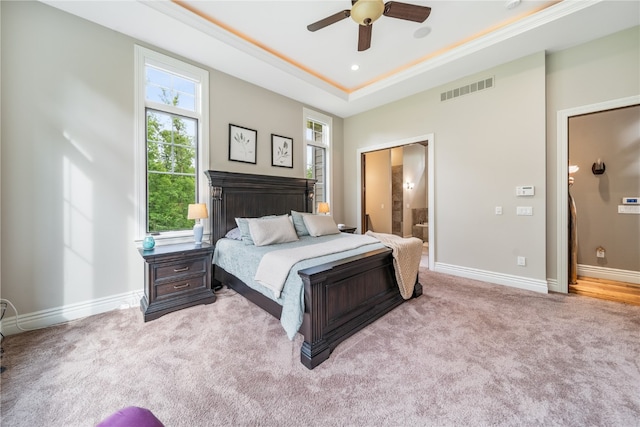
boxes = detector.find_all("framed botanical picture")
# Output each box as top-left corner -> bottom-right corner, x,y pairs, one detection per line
229,124 -> 257,164
271,134 -> 293,168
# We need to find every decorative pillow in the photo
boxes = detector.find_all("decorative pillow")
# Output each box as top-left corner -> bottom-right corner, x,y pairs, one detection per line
235,215 -> 279,245
291,210 -> 312,236
248,215 -> 298,246
224,227 -> 242,241
234,217 -> 254,244
303,215 -> 340,237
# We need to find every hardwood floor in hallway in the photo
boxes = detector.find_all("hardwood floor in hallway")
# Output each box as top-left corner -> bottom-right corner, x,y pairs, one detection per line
570,276 -> 640,306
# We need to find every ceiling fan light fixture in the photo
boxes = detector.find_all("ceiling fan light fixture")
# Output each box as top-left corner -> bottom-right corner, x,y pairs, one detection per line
350,0 -> 385,26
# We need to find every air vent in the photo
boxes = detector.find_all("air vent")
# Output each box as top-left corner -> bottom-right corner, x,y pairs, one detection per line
441,77 -> 494,102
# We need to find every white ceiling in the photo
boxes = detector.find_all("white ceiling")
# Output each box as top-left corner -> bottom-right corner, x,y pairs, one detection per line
43,0 -> 639,117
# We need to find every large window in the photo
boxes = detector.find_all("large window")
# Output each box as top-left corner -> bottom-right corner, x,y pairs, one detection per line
135,46 -> 209,240
303,108 -> 332,213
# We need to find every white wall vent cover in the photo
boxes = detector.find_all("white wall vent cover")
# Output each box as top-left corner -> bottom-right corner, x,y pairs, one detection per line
441,77 -> 494,102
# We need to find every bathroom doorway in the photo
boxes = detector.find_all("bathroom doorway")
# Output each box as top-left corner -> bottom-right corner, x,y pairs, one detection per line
357,134 -> 435,271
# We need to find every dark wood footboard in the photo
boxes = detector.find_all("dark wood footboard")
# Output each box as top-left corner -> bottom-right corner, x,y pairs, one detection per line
298,248 -> 421,369
213,247 -> 422,369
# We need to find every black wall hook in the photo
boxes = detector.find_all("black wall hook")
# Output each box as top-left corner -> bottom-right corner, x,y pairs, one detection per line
592,160 -> 606,175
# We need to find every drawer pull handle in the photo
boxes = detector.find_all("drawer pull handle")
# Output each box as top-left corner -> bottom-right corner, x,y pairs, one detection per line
173,266 -> 190,272
174,283 -> 190,290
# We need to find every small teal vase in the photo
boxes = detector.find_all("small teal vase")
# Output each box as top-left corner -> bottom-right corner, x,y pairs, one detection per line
143,235 -> 155,250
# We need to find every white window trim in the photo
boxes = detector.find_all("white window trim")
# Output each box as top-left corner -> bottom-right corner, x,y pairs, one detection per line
134,45 -> 210,243
303,107 -> 332,211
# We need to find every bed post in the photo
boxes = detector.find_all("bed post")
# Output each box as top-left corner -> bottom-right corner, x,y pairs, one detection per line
210,185 -> 224,245
306,181 -> 315,213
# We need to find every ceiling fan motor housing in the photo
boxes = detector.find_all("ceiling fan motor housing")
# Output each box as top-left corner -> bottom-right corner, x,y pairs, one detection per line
351,0 -> 385,25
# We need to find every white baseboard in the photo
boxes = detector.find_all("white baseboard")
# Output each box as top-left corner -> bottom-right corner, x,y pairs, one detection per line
0,290 -> 144,336
547,278 -> 561,293
577,264 -> 640,285
434,263 -> 548,294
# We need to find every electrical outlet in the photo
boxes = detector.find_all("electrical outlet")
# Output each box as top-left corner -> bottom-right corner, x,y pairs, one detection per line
517,256 -> 526,266
495,206 -> 503,215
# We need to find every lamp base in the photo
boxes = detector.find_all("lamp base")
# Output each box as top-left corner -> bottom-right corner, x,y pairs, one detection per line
193,223 -> 204,245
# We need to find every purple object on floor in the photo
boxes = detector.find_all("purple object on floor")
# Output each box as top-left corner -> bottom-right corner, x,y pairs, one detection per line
96,406 -> 164,427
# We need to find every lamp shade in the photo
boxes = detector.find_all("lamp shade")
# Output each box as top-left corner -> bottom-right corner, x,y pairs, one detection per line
187,203 -> 208,220
318,202 -> 330,214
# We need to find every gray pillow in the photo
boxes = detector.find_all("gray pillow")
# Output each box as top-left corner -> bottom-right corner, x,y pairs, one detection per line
291,210 -> 312,236
234,217 -> 254,244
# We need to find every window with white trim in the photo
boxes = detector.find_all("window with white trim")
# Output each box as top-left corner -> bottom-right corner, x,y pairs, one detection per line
135,46 -> 209,240
303,108 -> 332,213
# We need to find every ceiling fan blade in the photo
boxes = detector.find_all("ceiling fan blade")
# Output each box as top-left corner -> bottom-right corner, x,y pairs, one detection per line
383,1 -> 431,23
358,24 -> 372,52
307,10 -> 351,32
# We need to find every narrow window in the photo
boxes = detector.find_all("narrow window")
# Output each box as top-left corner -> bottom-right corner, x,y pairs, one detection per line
303,108 -> 332,213
135,46 -> 209,241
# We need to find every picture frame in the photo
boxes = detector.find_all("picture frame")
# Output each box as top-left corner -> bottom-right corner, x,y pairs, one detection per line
229,124 -> 257,164
271,134 -> 293,168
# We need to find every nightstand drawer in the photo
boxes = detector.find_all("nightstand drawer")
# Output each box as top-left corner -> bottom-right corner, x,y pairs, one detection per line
155,275 -> 207,298
154,258 -> 207,281
139,243 -> 216,322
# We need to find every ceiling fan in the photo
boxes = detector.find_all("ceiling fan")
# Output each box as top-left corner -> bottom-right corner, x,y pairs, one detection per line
307,0 -> 432,52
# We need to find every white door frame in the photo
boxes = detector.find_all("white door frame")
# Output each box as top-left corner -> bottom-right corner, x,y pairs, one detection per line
555,95 -> 639,293
357,133 -> 435,271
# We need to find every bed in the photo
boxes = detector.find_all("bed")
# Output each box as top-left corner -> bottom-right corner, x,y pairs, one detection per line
205,170 -> 422,369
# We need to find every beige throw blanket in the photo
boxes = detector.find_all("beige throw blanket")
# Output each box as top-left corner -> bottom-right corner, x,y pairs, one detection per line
366,231 -> 422,299
254,234 -> 379,299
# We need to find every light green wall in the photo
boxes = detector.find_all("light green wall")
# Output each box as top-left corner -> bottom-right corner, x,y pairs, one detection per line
0,1 -> 343,318
345,52 -> 547,280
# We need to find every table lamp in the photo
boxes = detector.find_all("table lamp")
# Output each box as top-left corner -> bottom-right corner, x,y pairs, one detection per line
318,202 -> 330,215
187,203 -> 208,245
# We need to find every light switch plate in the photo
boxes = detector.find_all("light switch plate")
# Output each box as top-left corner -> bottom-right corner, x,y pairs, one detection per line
516,206 -> 533,216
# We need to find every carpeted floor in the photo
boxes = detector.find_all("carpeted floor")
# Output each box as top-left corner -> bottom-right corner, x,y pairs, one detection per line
1,268 -> 639,426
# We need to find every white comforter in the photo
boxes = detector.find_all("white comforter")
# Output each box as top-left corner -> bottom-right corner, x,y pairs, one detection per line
254,234 -> 378,298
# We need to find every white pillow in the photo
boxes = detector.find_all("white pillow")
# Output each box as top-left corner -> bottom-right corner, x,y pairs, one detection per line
248,215 -> 298,246
302,215 -> 340,237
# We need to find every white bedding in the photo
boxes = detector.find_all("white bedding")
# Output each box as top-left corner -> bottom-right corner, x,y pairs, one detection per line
254,234 -> 378,298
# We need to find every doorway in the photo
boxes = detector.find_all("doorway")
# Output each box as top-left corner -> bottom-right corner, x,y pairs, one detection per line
357,134 -> 435,271
556,95 -> 640,294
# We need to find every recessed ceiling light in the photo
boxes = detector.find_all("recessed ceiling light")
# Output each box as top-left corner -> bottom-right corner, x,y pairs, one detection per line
505,0 -> 521,10
351,64 -> 360,71
413,26 -> 431,39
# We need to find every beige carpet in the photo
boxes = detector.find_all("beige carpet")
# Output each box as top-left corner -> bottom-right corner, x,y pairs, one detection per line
1,268 -> 639,426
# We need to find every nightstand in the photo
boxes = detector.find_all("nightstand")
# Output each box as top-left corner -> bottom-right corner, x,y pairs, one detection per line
338,225 -> 357,234
139,242 -> 216,322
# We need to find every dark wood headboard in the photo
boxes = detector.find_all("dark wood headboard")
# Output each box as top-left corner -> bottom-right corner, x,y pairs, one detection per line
205,171 -> 316,245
